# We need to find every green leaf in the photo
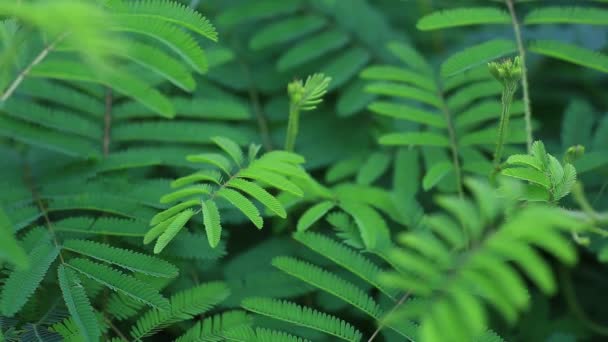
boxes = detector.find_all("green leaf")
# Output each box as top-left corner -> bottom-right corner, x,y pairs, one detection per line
365,82 -> 441,108
62,239 -> 178,278
249,15 -> 327,50
423,162 -> 453,191
57,265 -> 100,342
277,30 -> 350,71
217,188 -> 263,228
441,39 -> 517,77
67,258 -> 170,310
159,185 -> 211,204
0,242 -> 59,316
113,15 -> 208,73
154,209 -> 195,254
0,207 -> 28,269
357,152 -> 392,185
501,168 -> 551,188
529,40 -> 608,73
294,232 -> 396,299
115,0 -> 218,41
505,154 -> 543,171
297,201 -> 335,232
242,297 -> 362,342
212,136 -> 244,166
171,171 -> 222,189
417,7 -> 510,31
150,199 -> 200,226
272,256 -> 382,319
130,282 -> 230,340
339,201 -> 390,250
175,311 -> 251,342
202,199 -> 222,248
379,132 -> 451,147
228,178 -> 286,218
186,153 -> 233,174
31,59 -> 174,118
368,101 -> 445,128
524,6 -> 608,25
360,65 -> 436,91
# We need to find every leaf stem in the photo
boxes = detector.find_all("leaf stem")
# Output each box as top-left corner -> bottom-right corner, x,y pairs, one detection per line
237,60 -> 274,151
0,33 -> 66,102
493,83 -> 517,172
367,292 -> 411,341
284,103 -> 299,152
103,88 -> 113,156
559,266 -> 608,336
439,93 -> 464,197
506,0 -> 533,152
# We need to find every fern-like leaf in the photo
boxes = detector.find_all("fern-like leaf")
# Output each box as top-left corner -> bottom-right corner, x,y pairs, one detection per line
272,256 -> 382,319
227,178 -> 286,218
0,207 -> 28,269
529,40 -> 608,73
524,6 -> 608,25
114,0 -> 218,41
154,208 -> 195,253
130,281 -> 230,340
417,7 -> 510,31
441,39 -> 516,77
175,310 -> 252,342
294,232 -> 396,299
66,258 -> 170,310
62,239 -> 178,278
202,199 -> 222,248
242,297 -> 362,342
289,73 -> 332,111
224,326 -> 309,342
57,265 -> 100,342
297,201 -> 335,232
0,242 -> 59,317
217,188 -> 263,228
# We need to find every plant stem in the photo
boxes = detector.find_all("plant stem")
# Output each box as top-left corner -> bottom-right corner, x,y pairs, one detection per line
506,0 -> 533,152
0,34 -> 66,102
284,103 -> 299,152
367,292 -> 411,341
493,83 -> 517,171
238,60 -> 273,151
439,95 -> 464,197
103,88 -> 112,156
559,266 -> 608,336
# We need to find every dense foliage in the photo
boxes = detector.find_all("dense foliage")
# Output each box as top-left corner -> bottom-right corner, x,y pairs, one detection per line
1,0 -> 608,341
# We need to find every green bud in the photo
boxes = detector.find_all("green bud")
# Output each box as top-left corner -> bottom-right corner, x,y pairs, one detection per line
565,145 -> 585,164
488,56 -> 522,86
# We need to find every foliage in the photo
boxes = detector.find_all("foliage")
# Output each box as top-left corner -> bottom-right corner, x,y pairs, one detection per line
1,0 -> 608,341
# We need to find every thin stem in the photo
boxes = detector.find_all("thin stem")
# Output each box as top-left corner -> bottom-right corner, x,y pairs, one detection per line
506,0 -> 533,152
105,316 -> 129,341
0,33 -> 66,102
284,103 -> 299,152
439,95 -> 464,197
493,83 -> 517,171
238,61 -> 273,151
22,162 -> 65,263
103,88 -> 113,156
560,266 -> 608,336
572,182 -> 601,222
367,292 -> 411,341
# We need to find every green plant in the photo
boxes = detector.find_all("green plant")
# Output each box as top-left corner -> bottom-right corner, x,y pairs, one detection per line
1,0 -> 608,341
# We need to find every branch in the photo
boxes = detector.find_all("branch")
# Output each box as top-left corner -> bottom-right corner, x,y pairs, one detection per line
238,60 -> 274,151
367,292 -> 411,341
439,93 -> 464,197
0,33 -> 66,102
103,88 -> 113,156
506,0 -> 533,152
